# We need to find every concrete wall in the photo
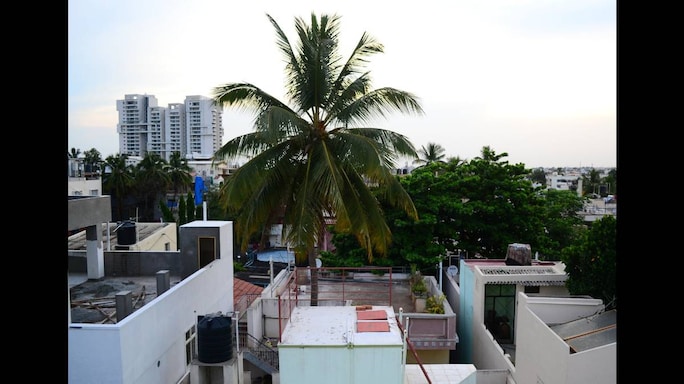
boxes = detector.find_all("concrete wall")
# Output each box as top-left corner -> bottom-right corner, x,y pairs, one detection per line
566,344 -> 616,384
68,250 -> 193,278
471,322 -> 515,372
68,177 -> 103,196
443,270 -> 461,317
68,221 -> 236,384
476,369 -> 513,384
68,196 -> 112,231
68,256 -> 234,384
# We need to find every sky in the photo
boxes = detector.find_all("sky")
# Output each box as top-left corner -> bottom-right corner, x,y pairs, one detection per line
68,0 -> 616,169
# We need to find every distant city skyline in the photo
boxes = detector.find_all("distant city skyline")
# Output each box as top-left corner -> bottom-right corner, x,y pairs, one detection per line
68,0 -> 616,169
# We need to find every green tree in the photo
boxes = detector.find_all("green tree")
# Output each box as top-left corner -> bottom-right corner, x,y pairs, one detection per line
446,146 -> 544,258
159,198 -> 175,223
561,215 -> 616,309
185,192 -> 195,222
178,194 -> 187,225
582,168 -> 603,196
533,189 -> 587,260
413,142 -> 446,166
212,13 -> 423,304
103,153 -> 135,221
382,161 -> 454,271
167,151 -> 193,212
83,148 -> 103,177
134,153 -> 171,221
602,168 -> 617,195
528,167 -> 547,185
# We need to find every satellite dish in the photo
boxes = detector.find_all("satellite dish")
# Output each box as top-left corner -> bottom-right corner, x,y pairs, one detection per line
315,258 -> 322,268
447,265 -> 458,277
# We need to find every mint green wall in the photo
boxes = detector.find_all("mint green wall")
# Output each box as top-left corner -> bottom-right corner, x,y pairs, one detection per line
457,259 -> 476,363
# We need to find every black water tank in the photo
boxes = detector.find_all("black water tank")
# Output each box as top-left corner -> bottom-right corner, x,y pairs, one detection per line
197,314 -> 233,363
117,221 -> 137,245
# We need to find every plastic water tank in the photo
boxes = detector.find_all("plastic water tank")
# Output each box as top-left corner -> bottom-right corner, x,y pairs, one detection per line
117,221 -> 136,245
197,313 -> 233,363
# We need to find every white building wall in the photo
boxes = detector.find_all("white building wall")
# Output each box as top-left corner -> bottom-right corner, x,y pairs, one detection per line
185,95 -> 222,159
135,223 -> 177,251
513,293 -> 614,384
261,269 -> 293,339
68,177 -> 102,196
245,298 -> 265,341
117,94 -> 158,156
165,103 -> 185,159
566,344 -> 616,384
68,223 -> 235,384
147,106 -> 165,156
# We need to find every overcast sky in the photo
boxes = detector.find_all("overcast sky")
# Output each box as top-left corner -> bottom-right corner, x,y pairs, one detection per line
68,0 -> 616,169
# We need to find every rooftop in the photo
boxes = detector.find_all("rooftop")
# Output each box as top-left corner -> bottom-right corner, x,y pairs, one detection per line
279,306 -> 403,347
68,222 -> 171,250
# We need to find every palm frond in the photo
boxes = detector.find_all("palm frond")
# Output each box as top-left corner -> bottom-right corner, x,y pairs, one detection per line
336,87 -> 424,126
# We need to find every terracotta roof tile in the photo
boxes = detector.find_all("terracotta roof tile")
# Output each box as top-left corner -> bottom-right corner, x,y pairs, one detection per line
233,277 -> 264,302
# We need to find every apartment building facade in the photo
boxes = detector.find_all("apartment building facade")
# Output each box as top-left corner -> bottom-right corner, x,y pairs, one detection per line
116,94 -> 223,161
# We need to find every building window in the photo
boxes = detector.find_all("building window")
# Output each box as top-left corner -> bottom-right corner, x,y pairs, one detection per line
484,284 -> 515,343
185,324 -> 197,365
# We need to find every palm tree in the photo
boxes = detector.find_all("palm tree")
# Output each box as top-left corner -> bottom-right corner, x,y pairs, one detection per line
83,148 -> 103,177
103,154 -> 135,221
212,13 -> 424,303
68,147 -> 82,177
68,147 -> 81,159
167,151 -> 193,213
134,153 -> 171,221
413,142 -> 446,166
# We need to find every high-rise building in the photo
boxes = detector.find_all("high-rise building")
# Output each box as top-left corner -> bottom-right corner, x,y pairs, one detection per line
116,94 -> 223,161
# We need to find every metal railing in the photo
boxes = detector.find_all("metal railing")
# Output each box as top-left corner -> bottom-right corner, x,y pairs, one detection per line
238,332 -> 279,371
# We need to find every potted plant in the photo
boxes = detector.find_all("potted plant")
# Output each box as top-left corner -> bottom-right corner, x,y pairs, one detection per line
426,294 -> 446,314
411,277 -> 428,312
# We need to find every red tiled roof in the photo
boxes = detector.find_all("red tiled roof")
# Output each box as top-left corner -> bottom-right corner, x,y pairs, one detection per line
233,277 -> 264,303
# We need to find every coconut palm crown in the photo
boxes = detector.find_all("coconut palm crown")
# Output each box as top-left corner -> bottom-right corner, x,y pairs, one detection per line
212,13 -> 424,266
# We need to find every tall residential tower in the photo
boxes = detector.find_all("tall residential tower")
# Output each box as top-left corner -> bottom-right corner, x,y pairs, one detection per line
116,94 -> 223,161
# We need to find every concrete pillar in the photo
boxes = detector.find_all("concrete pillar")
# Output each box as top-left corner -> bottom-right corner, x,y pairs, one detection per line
156,270 -> 170,295
115,290 -> 133,322
85,224 -> 105,280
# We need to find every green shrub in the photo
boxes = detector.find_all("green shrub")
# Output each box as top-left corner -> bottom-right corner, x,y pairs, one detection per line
426,294 -> 445,314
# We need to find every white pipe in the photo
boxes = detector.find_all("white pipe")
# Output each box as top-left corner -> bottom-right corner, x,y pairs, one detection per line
202,201 -> 207,221
439,260 -> 443,291
270,257 -> 274,286
234,311 -> 240,353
